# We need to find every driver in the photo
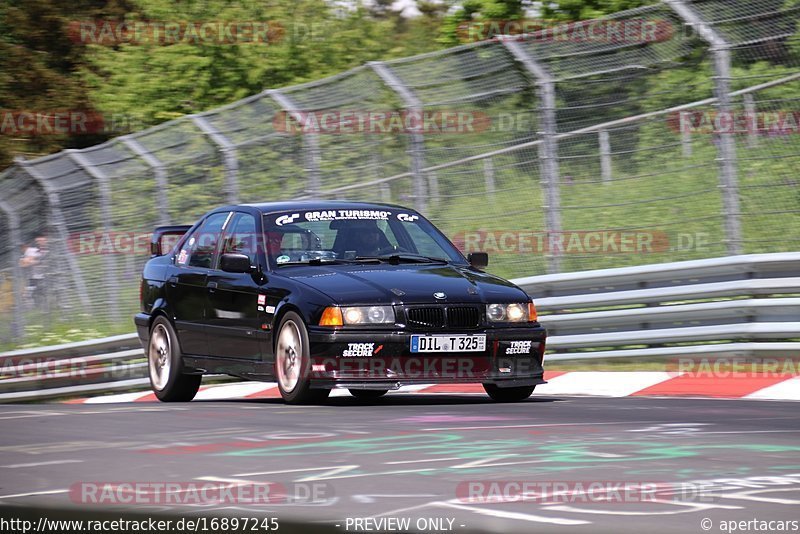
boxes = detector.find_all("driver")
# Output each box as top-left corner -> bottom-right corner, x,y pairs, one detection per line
351,221 -> 388,256
264,230 -> 285,264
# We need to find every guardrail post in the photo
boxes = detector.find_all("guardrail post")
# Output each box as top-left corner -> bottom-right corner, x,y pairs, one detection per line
0,198 -> 25,339
121,136 -> 171,225
665,0 -> 742,255
368,61 -> 429,215
66,150 -> 120,322
190,116 -> 240,204
503,39 -> 562,273
268,90 -> 322,200
14,157 -> 91,310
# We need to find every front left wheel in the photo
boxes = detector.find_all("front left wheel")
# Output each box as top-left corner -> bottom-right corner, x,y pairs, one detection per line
275,311 -> 330,404
148,316 -> 201,402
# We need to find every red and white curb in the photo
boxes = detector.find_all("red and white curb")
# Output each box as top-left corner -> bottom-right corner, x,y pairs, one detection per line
66,372 -> 800,404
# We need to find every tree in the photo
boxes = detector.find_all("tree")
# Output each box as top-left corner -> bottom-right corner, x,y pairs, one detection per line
0,0 -> 135,168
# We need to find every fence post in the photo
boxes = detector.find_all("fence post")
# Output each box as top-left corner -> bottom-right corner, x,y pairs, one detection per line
483,157 -> 496,199
680,111 -> 693,157
0,197 -> 25,339
66,150 -> 120,322
190,116 -> 240,204
268,90 -> 322,200
665,0 -> 742,255
743,93 -> 758,148
503,39 -> 562,273
121,136 -> 171,225
368,61 -> 429,215
14,157 -> 91,309
599,129 -> 612,183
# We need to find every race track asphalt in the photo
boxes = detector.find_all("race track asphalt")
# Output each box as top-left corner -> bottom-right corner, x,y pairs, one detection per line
1,393 -> 799,533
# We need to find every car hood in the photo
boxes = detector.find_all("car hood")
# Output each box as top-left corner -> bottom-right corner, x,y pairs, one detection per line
280,263 -> 529,305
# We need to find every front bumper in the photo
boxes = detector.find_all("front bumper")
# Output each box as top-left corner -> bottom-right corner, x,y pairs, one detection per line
306,325 -> 546,389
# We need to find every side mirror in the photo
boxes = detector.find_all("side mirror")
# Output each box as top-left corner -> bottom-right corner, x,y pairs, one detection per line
468,252 -> 489,269
220,253 -> 254,273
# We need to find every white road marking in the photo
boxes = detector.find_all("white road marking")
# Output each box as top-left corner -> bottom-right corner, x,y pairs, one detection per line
0,411 -> 63,420
84,391 -> 153,404
421,420 -> 662,431
1,459 -> 84,469
451,455 -> 520,469
536,371 -> 679,397
234,465 -> 361,478
434,501 -> 591,525
194,383 -> 276,400
384,457 -> 463,465
745,377 -> 800,400
0,489 -> 69,499
352,494 -> 438,504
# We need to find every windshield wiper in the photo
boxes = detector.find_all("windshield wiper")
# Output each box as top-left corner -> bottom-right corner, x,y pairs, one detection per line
356,253 -> 449,264
278,258 -> 359,266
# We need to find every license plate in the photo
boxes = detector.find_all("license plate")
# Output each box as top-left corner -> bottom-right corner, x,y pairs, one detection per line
410,334 -> 486,353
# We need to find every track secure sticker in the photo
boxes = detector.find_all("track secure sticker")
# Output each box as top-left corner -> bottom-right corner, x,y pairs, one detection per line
342,343 -> 375,357
177,249 -> 188,264
257,294 -> 266,306
506,341 -> 532,355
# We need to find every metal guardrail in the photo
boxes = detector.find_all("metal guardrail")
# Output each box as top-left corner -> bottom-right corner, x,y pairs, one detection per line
1,253 -> 798,401
0,335 -> 146,402
518,252 -> 800,360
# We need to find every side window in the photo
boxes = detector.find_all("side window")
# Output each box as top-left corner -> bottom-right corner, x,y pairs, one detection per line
177,212 -> 230,269
220,213 -> 257,265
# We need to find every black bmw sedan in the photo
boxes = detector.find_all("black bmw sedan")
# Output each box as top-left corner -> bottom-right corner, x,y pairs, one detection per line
135,201 -> 547,404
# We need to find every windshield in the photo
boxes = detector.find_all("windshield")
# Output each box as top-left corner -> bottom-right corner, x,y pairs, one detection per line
262,209 -> 466,267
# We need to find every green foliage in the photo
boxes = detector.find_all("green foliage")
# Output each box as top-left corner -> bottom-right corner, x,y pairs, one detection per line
541,0 -> 656,21
0,0 -> 446,166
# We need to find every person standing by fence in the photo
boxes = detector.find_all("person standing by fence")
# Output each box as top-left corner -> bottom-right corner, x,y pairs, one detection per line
19,234 -> 48,308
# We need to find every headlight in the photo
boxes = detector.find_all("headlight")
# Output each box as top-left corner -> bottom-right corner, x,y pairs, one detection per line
341,305 -> 395,325
486,302 -> 537,323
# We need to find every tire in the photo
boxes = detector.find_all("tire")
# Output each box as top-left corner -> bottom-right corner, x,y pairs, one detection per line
483,383 -> 535,402
275,311 -> 330,404
148,316 -> 202,402
349,389 -> 388,400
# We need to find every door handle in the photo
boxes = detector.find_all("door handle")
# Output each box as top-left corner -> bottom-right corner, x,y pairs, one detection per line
207,281 -> 218,291
168,276 -> 178,287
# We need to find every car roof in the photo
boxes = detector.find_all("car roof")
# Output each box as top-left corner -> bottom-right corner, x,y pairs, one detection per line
217,200 -> 414,214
